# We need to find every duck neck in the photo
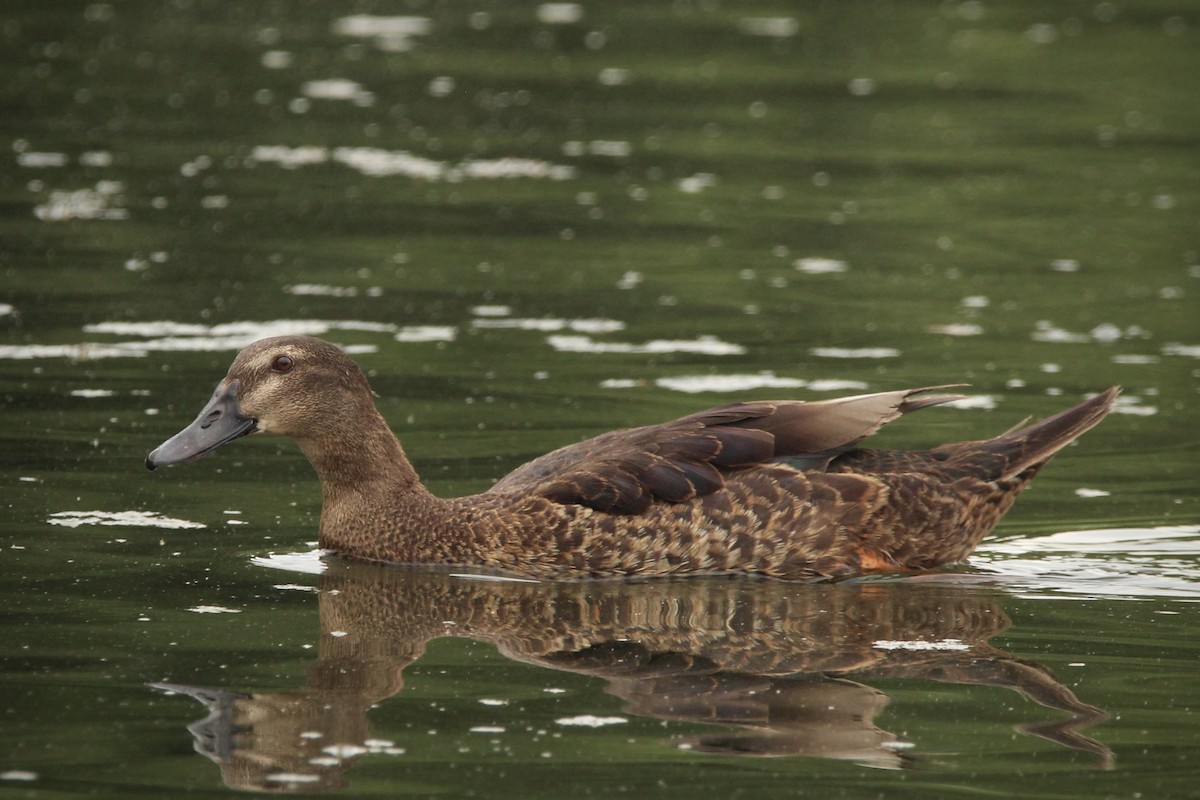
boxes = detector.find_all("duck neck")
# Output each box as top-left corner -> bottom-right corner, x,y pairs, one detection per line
296,408 -> 439,558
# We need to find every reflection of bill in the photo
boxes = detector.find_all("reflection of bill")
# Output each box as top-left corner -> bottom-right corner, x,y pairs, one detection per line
153,565 -> 1111,792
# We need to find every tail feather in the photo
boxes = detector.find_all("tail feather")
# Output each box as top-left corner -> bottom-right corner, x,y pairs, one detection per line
897,384 -> 969,414
971,387 -> 1119,481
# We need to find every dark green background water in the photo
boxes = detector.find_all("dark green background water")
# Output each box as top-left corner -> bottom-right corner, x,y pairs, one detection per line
2,1 -> 1198,797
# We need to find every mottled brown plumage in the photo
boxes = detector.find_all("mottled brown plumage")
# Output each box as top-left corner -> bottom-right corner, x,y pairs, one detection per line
146,335 -> 1119,579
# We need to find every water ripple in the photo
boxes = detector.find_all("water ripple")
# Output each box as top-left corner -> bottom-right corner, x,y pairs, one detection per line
973,525 -> 1200,601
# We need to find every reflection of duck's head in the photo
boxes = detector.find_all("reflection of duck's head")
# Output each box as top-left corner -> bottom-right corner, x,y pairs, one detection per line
150,681 -> 356,794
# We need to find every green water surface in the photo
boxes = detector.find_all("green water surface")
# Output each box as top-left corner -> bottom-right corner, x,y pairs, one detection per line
2,1 -> 1198,798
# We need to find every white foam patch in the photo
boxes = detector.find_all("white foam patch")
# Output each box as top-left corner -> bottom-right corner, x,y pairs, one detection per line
249,145 -> 328,168
455,158 -> 575,181
548,335 -> 745,356
470,305 -> 512,317
873,639 -> 969,652
805,379 -> 873,392
473,318 -> 624,334
84,321 -> 211,336
18,152 -> 68,168
265,773 -> 320,784
562,140 -> 632,158
944,394 -> 998,410
555,715 -> 628,728
973,526 -> 1200,600
537,3 -> 583,24
251,146 -> 575,182
395,326 -> 457,342
1112,396 -> 1158,416
333,15 -> 432,37
615,271 -> 642,289
649,375 -> 873,395
302,79 -> 374,105
927,323 -> 984,337
653,372 -> 807,394
1030,321 -> 1091,344
986,526 -> 1200,556
187,605 -> 241,614
809,347 -> 899,359
34,182 -> 127,221
251,549 -> 328,574
738,17 -> 800,37
261,50 -> 292,69
0,320 -> 406,361
1162,343 -> 1200,358
0,344 -> 134,360
332,15 -> 432,52
284,284 -> 366,297
598,68 -> 631,86
80,151 -> 113,167
363,739 -> 394,749
88,319 -> 399,337
48,510 -> 206,529
331,146 -> 445,180
1032,321 -> 1148,345
322,744 -> 368,758
0,771 -> 38,782
794,257 -> 848,274
677,173 -> 717,193
5,316 -> 427,360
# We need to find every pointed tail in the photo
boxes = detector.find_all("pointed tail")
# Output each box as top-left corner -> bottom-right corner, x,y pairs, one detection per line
969,387 -> 1119,481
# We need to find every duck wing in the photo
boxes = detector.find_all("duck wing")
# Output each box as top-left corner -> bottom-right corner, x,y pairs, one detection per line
488,387 -> 964,515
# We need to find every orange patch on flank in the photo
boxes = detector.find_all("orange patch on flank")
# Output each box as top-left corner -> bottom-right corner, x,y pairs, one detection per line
856,546 -> 907,573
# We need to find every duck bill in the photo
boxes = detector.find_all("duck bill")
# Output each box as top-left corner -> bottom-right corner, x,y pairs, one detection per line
146,379 -> 257,470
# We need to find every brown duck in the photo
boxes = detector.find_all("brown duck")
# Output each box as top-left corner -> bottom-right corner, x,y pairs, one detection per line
146,335 -> 1118,579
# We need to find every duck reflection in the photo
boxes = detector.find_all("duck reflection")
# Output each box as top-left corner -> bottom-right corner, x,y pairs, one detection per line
155,564 -> 1111,792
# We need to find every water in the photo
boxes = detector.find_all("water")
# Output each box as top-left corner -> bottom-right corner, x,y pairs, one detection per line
2,1 -> 1198,797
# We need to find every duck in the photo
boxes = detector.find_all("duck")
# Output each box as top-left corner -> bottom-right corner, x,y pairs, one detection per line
146,335 -> 1118,579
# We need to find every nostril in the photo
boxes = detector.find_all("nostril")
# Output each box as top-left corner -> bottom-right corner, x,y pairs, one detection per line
200,410 -> 221,430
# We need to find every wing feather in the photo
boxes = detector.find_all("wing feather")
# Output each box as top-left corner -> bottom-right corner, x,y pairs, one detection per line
489,387 -> 963,514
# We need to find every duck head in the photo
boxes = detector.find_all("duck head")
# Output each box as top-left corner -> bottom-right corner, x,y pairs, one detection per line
146,335 -> 375,470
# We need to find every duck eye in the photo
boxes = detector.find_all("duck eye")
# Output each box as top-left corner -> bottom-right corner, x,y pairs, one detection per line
271,355 -> 294,373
